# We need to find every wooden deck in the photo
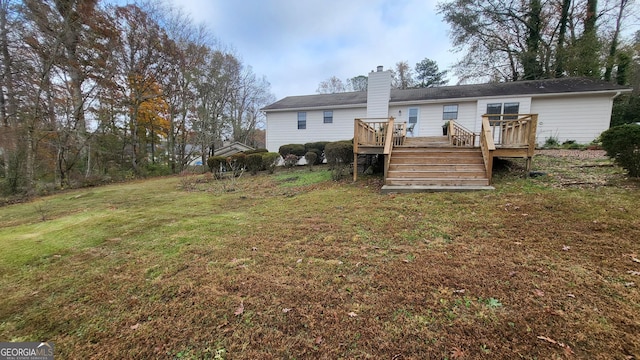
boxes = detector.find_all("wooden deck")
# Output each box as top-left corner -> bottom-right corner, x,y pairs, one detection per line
354,115 -> 538,191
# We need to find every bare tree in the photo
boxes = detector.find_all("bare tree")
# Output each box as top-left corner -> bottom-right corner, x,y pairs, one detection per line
316,76 -> 346,94
392,61 -> 415,89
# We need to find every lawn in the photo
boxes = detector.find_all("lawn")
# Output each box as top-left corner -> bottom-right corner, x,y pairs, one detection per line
1,153 -> 639,359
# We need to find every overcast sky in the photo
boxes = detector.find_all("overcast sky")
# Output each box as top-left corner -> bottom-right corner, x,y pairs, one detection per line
168,0 -> 456,100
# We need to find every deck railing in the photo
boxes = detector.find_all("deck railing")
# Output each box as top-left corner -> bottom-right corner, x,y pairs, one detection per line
480,114 -> 538,182
448,121 -> 476,147
353,117 -> 406,181
480,117 -> 496,183
483,114 -> 538,152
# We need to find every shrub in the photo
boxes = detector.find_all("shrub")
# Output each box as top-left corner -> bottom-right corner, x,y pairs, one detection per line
543,136 -> 559,149
304,151 -> 318,170
600,124 -> 640,177
244,148 -> 268,155
279,144 -> 306,158
261,152 -> 280,174
305,142 -> 329,164
207,156 -> 227,177
227,153 -> 247,177
325,141 -> 353,168
246,153 -> 263,175
305,148 -> 321,164
283,154 -> 299,168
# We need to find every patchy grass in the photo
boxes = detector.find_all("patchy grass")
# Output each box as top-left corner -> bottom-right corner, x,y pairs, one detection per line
1,161 -> 639,359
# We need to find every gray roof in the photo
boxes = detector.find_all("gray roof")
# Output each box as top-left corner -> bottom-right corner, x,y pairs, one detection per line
262,77 -> 631,111
213,142 -> 255,157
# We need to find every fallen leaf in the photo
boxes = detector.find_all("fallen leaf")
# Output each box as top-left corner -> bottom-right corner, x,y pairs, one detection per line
347,312 -> 358,317
564,345 -> 575,356
282,308 -> 292,313
451,347 -> 465,359
315,336 -> 323,345
533,289 -> 545,297
130,323 -> 140,330
234,301 -> 244,316
296,258 -> 303,264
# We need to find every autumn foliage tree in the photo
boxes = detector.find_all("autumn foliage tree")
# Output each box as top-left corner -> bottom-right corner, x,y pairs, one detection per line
0,0 -> 274,194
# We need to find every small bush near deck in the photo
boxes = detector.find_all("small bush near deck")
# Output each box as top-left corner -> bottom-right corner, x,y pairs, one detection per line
283,154 -> 299,168
207,156 -> 227,177
227,153 -> 246,177
279,144 -> 306,158
325,141 -> 353,168
600,123 -> 640,177
246,154 -> 263,175
261,152 -> 280,174
304,152 -> 318,170
543,136 -> 560,148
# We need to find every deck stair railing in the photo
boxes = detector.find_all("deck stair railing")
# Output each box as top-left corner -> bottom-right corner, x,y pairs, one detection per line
448,121 -> 476,147
353,117 -> 406,181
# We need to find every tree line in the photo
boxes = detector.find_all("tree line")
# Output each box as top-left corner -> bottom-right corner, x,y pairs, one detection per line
316,57 -> 449,94
438,0 -> 635,83
0,0 -> 274,195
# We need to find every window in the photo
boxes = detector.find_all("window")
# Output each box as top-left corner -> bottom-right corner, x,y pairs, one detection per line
503,102 -> 520,119
408,108 -> 418,125
443,105 -> 458,120
486,102 -> 520,120
297,112 -> 306,129
486,103 -> 502,120
323,110 -> 333,124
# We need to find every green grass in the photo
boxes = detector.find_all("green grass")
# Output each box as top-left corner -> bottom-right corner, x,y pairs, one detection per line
274,168 -> 332,187
1,163 -> 639,359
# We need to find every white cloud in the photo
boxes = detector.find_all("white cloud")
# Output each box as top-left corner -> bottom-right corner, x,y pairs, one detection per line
169,0 -> 457,99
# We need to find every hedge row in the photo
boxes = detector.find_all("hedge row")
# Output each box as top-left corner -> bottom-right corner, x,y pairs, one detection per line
207,150 -> 280,175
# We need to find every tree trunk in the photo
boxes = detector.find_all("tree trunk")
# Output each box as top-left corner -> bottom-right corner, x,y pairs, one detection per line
604,0 -> 628,82
554,0 -> 571,78
523,0 -> 542,80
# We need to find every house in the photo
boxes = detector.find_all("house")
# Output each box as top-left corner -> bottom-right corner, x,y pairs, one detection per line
263,67 -> 631,151
213,141 -> 255,157
262,67 -> 631,191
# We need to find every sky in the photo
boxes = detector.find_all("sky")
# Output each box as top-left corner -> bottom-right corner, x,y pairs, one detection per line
167,0 -> 456,100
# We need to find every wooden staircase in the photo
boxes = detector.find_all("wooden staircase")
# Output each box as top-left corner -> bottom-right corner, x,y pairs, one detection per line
381,137 -> 494,193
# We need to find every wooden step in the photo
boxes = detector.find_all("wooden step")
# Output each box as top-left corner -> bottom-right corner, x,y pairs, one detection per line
385,177 -> 490,186
388,164 -> 486,171
384,144 -> 489,189
381,185 -> 495,193
391,157 -> 484,165
393,146 -> 479,153
387,170 -> 487,178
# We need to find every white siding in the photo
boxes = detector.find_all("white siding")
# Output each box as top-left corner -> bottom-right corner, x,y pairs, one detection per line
265,107 -> 366,152
366,70 -> 392,118
531,94 -> 614,145
389,101 -> 477,136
